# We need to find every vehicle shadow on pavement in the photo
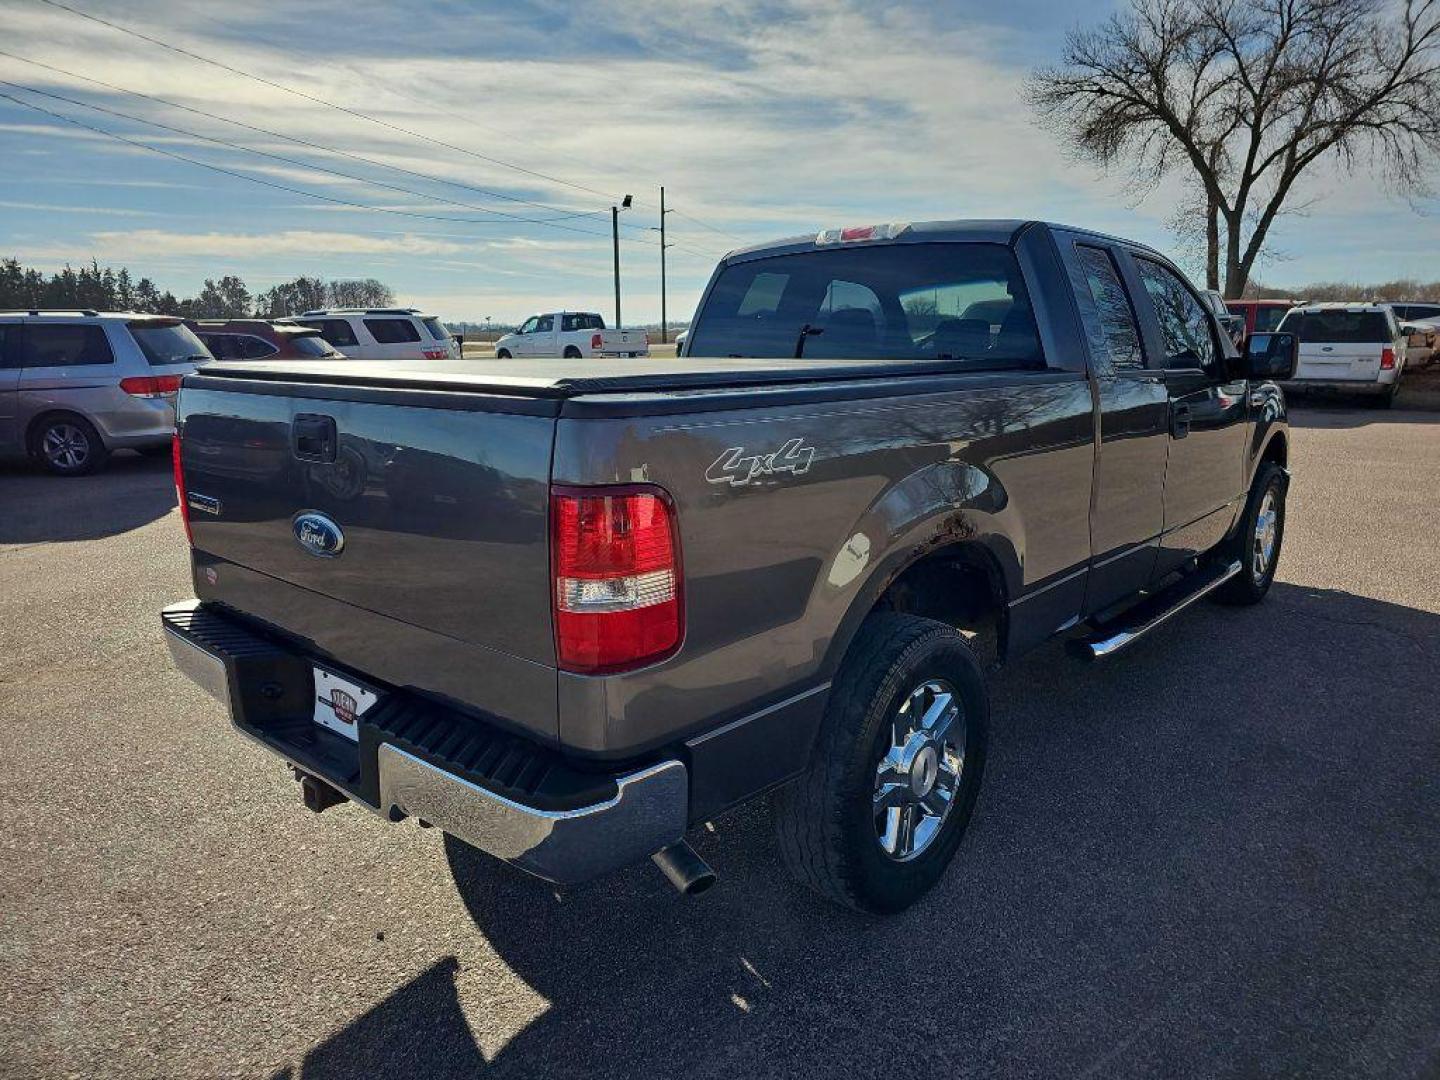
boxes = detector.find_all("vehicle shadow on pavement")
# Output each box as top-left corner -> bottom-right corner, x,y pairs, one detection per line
0,452 -> 175,543
286,582 -> 1440,1080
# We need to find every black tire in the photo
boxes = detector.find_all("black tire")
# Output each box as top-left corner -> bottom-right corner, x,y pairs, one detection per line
496,349 -> 512,359
1371,380 -> 1400,409
563,346 -> 582,359
1213,460 -> 1286,605
773,613 -> 989,914
30,414 -> 108,476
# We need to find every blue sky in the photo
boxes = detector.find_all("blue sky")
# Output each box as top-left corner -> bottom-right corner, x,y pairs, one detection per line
1,0 -> 1437,324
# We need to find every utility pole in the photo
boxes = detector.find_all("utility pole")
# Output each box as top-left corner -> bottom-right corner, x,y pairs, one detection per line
611,194 -> 632,329
659,186 -> 672,344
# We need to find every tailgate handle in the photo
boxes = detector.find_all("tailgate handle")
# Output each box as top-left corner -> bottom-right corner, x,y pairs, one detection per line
293,414 -> 337,463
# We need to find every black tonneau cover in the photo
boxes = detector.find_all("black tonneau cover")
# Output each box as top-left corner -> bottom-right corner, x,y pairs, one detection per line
192,355 -> 1030,399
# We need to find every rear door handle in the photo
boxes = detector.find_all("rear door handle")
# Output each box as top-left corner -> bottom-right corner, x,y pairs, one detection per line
293,413 -> 337,462
1170,403 -> 1192,439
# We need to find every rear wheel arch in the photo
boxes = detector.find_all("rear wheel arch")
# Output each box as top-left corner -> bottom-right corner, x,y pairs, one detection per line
825,539 -> 1011,679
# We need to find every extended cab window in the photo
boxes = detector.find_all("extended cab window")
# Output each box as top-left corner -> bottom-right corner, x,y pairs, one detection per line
1135,259 -> 1216,370
21,324 -> 115,367
1075,245 -> 1144,372
689,243 -> 1043,368
364,318 -> 421,344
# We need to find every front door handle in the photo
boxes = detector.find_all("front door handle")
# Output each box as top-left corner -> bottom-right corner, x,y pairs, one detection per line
1171,403 -> 1192,439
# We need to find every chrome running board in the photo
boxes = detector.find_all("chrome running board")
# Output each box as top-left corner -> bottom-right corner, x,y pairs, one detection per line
1070,559 -> 1243,660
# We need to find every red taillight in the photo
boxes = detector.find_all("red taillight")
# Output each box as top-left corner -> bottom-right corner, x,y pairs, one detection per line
591,332 -> 603,350
172,432 -> 193,545
551,486 -> 682,674
1380,347 -> 1396,370
120,375 -> 182,397
422,348 -> 447,360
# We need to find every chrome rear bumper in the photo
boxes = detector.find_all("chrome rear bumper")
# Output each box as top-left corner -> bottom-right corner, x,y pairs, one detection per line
162,600 -> 688,885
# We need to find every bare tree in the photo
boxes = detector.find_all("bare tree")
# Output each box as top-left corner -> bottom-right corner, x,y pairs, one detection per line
1028,0 -> 1440,295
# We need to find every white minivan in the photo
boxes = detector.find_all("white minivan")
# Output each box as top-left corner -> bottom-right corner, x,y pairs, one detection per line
1276,303 -> 1408,407
289,308 -> 460,362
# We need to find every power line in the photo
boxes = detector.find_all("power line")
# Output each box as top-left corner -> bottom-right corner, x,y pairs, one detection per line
34,0 -> 627,204
0,79 -> 610,231
0,48 -> 602,222
0,90 -> 632,238
30,0 -> 745,247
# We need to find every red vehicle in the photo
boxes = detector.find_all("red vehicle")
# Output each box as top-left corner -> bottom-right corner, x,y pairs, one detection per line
1225,299 -> 1300,342
184,319 -> 345,362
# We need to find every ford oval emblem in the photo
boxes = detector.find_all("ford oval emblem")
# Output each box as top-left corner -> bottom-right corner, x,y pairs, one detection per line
292,511 -> 345,558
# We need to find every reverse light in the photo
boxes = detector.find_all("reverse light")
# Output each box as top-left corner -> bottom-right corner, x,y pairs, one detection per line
551,485 -> 682,674
172,432 -> 193,545
1380,347 -> 1396,370
121,375 -> 182,397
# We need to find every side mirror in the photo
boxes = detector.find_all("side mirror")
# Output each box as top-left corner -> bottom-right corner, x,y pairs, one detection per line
1244,332 -> 1298,381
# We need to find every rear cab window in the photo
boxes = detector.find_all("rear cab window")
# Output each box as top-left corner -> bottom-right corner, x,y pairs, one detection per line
689,242 -> 1044,368
364,318 -> 422,344
130,321 -> 209,366
21,323 -> 116,367
1252,306 -> 1290,333
561,313 -> 605,332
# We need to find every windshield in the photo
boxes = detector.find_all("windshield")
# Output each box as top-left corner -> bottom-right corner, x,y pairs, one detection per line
130,321 -> 210,365
289,333 -> 339,357
421,317 -> 450,341
1279,310 -> 1393,343
688,242 -> 1043,368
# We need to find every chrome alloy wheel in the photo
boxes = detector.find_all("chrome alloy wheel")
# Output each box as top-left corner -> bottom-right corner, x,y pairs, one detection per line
41,422 -> 90,471
1252,487 -> 1279,584
873,679 -> 965,861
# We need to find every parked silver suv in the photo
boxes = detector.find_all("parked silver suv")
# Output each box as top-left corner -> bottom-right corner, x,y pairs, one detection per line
0,310 -> 209,475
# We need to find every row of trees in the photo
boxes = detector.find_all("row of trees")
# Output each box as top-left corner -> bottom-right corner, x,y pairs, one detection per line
0,257 -> 395,318
1247,278 -> 1440,302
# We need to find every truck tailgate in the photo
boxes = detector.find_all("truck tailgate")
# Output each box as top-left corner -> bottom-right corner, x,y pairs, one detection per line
177,371 -> 559,736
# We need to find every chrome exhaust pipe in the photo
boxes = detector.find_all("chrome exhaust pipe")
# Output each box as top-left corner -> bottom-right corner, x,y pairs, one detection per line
651,841 -> 717,896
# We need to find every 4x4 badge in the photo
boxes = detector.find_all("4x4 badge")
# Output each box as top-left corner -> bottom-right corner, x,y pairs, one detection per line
706,438 -> 815,487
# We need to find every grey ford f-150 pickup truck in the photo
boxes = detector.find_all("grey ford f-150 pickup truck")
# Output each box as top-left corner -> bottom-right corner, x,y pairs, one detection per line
162,219 -> 1297,913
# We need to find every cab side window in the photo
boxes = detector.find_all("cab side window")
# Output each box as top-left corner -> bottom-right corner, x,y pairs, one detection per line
21,324 -> 116,367
364,318 -> 421,344
1075,244 -> 1144,372
535,315 -> 554,333
1135,259 -> 1217,370
0,325 -> 17,368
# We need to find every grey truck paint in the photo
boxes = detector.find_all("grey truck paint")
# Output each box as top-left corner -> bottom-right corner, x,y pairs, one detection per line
172,220 -> 1288,824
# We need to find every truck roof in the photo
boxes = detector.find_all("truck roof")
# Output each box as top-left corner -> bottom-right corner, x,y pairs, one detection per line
722,218 -> 1151,263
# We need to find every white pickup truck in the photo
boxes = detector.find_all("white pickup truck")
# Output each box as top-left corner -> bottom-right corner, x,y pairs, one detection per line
494,311 -> 649,359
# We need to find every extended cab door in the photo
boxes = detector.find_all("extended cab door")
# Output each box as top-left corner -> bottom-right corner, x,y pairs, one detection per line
1054,234 -> 1170,613
1125,254 -> 1249,578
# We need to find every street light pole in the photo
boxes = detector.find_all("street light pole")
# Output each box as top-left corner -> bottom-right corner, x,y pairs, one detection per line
611,194 -> 632,330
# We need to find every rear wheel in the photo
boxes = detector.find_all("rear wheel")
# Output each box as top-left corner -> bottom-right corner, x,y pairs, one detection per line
1213,461 -> 1286,605
496,349 -> 512,359
563,346 -> 582,359
32,415 -> 108,476
774,613 -> 988,914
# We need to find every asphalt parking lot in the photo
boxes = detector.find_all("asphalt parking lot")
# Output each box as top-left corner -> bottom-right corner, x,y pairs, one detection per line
2,400 -> 1439,1079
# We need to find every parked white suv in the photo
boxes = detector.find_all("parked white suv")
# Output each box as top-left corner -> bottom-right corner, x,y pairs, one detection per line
1276,303 -> 1407,407
288,308 -> 459,362
0,309 -> 207,475
494,311 -> 649,359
